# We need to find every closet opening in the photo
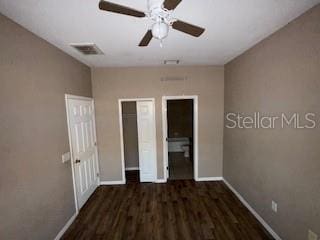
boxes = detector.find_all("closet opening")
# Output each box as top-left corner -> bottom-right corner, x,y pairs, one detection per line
119,98 -> 157,184
121,101 -> 140,183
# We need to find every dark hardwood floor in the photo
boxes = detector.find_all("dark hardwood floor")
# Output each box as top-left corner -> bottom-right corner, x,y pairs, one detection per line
62,180 -> 274,240
125,170 -> 140,184
169,152 -> 193,180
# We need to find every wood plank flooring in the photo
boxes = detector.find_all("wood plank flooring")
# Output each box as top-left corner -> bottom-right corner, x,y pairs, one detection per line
62,180 -> 274,240
169,152 -> 193,180
125,170 -> 140,184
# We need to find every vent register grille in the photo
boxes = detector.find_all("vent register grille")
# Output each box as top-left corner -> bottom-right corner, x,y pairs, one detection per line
71,44 -> 104,55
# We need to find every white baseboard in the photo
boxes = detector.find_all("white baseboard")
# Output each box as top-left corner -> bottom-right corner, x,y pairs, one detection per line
54,212 -> 77,240
196,177 -> 223,182
223,178 -> 282,240
100,179 -> 167,184
100,180 -> 126,185
155,178 -> 167,183
125,167 -> 139,171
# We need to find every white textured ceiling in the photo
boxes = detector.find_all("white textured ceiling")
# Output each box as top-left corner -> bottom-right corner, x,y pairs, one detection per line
0,0 -> 319,67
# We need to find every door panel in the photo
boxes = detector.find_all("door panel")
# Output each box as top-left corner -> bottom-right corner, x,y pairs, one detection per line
137,101 -> 157,182
67,98 -> 99,209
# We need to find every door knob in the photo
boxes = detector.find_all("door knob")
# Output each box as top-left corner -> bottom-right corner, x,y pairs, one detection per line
75,159 -> 81,164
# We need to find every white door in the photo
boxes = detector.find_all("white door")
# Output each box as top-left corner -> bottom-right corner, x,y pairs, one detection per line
136,101 -> 157,182
67,97 -> 99,209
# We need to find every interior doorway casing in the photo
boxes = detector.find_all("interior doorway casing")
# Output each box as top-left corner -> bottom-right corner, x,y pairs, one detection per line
162,96 -> 199,181
118,98 -> 157,183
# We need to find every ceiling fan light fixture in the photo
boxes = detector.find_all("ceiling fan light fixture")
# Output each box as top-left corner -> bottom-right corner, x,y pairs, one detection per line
98,0 -> 205,47
152,22 -> 169,40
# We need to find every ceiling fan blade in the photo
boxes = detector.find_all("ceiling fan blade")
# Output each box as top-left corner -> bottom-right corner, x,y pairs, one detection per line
139,30 -> 153,47
172,20 -> 205,37
99,1 -> 146,18
163,0 -> 182,10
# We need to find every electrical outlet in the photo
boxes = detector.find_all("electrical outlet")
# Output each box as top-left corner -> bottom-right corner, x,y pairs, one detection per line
308,230 -> 318,240
271,201 -> 278,213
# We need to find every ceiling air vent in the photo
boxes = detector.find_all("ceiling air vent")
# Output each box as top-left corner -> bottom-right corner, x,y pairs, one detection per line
164,60 -> 180,65
71,43 -> 103,55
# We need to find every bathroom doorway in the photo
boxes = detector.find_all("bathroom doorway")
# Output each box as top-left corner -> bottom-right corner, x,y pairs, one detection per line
162,96 -> 198,180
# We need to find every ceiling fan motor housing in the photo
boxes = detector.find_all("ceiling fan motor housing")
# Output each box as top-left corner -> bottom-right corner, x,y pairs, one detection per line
148,0 -> 172,22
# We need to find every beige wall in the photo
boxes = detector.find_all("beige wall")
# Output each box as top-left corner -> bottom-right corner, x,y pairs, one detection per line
224,5 -> 320,240
0,14 -> 92,240
122,102 -> 139,169
92,66 -> 224,180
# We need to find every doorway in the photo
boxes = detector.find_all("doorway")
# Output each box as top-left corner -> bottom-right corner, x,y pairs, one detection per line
121,101 -> 140,183
162,96 -> 198,181
65,94 -> 100,212
119,99 -> 157,183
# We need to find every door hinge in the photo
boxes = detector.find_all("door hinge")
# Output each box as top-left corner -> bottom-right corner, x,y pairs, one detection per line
96,172 -> 99,177
166,166 -> 169,170
94,142 -> 97,146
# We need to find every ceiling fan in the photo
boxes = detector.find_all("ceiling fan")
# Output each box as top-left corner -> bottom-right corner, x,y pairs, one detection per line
98,0 -> 205,47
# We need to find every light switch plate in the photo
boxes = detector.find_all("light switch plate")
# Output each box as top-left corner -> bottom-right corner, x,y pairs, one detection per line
62,152 -> 71,163
272,201 -> 278,213
308,230 -> 318,240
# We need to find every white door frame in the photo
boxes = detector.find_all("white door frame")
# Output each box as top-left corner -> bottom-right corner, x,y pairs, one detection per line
65,94 -> 100,214
162,95 -> 199,181
118,98 -> 157,183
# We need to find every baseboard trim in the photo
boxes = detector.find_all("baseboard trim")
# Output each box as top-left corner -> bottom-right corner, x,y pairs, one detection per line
54,212 -> 77,240
100,180 -> 126,185
196,177 -> 223,182
125,167 -> 139,171
222,178 -> 282,240
100,179 -> 167,184
155,178 -> 167,183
